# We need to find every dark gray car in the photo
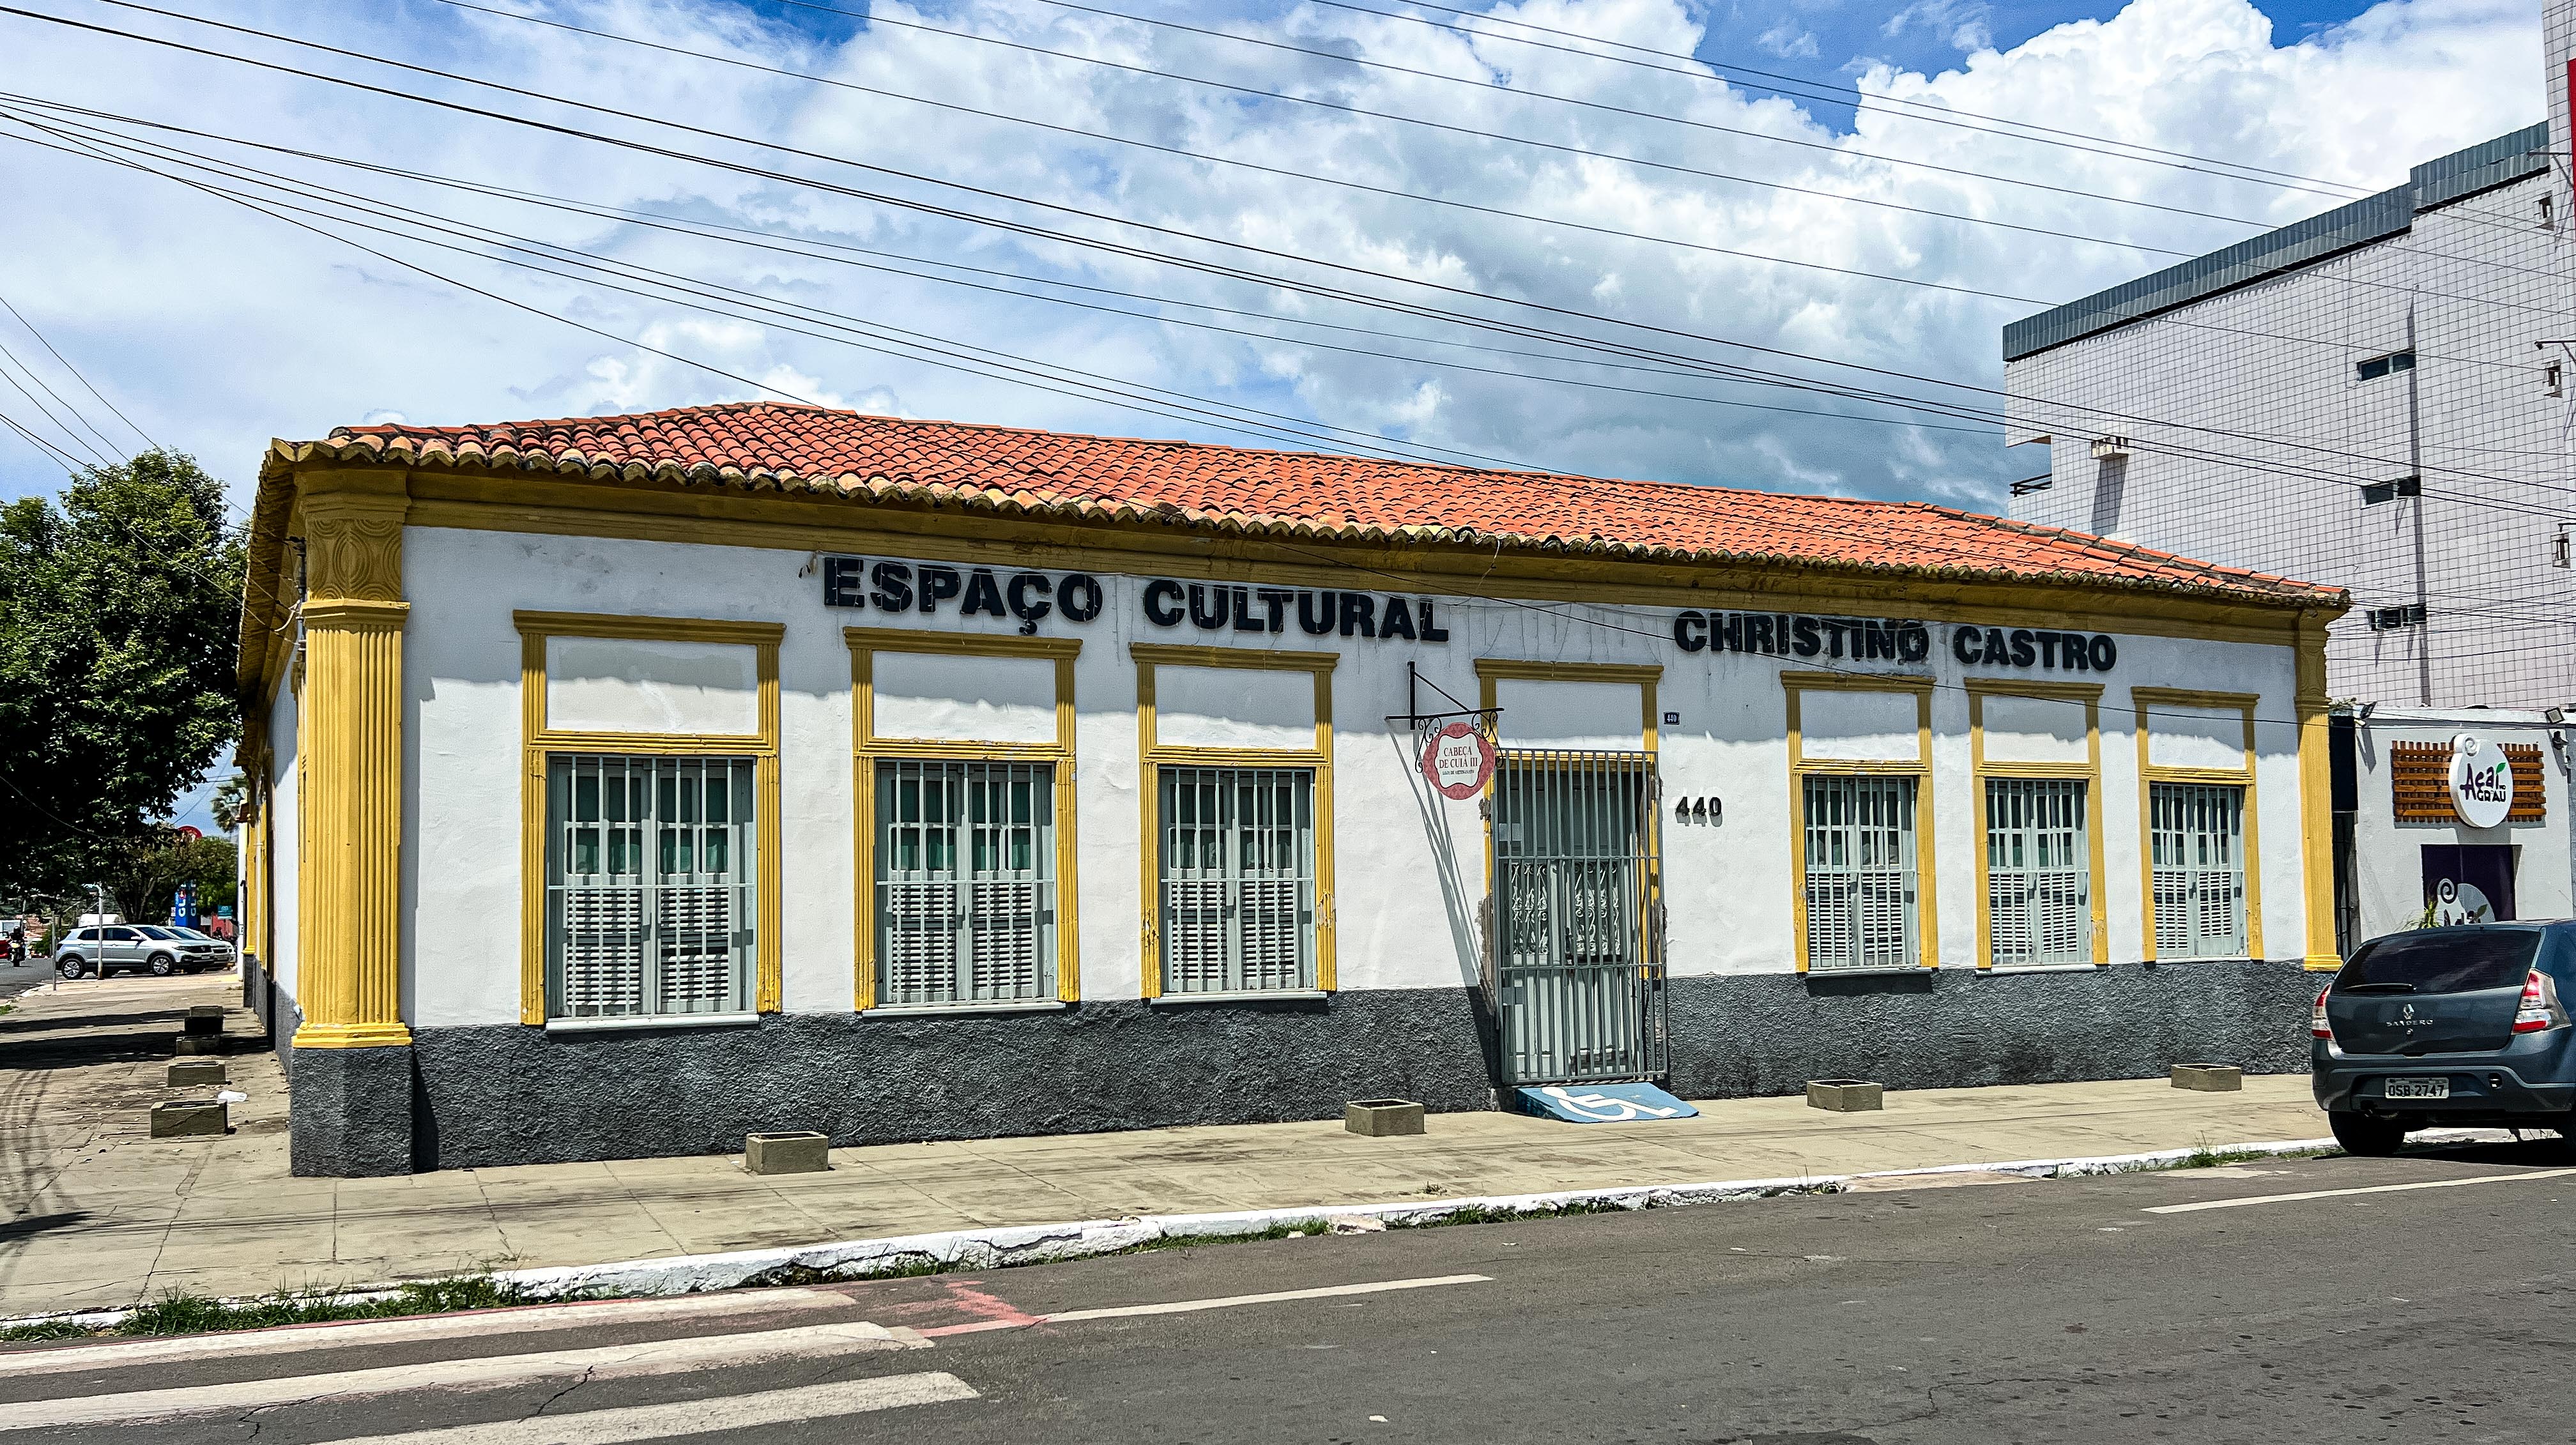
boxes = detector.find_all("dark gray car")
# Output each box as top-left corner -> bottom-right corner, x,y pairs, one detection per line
2312,922 -> 2576,1155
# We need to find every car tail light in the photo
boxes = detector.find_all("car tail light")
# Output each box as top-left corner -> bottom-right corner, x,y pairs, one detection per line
2312,984 -> 2333,1040
2513,970 -> 2569,1034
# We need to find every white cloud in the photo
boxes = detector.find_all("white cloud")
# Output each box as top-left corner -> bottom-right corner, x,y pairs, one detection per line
0,0 -> 2545,514
1757,23 -> 1823,59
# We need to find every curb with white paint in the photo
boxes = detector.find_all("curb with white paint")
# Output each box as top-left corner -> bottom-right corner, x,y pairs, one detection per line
3,1128 -> 2518,1334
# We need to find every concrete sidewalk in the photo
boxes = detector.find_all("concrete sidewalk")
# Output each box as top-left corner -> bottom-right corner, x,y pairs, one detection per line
1,975 -> 2332,1316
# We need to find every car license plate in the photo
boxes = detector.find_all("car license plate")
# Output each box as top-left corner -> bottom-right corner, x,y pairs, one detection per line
2384,1077 -> 2450,1100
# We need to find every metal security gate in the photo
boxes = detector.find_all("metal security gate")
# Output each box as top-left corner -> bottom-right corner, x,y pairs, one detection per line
1489,750 -> 1665,1085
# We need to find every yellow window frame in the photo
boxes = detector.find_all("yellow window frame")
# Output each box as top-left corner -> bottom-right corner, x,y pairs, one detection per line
1469,658 -> 1664,942
2131,686 -> 2264,961
1784,671 -> 1938,972
1967,679 -> 2108,969
1134,642 -> 1338,998
514,611 -> 785,1025
848,627 -> 1082,1011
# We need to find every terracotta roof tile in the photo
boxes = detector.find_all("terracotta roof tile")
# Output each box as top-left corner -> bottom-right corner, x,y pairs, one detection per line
279,402 -> 2343,605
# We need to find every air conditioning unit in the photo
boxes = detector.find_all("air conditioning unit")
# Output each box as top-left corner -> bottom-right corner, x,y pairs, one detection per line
2090,436 -> 2131,459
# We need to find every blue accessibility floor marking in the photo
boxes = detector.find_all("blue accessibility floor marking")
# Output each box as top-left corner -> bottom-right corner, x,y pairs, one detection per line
1515,1082 -> 1699,1123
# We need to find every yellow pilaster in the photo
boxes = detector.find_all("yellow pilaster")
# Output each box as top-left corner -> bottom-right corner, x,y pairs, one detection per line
2296,611 -> 2341,972
292,472 -> 413,1049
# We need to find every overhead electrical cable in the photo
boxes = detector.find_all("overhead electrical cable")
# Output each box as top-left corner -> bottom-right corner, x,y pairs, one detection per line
0,286 -> 158,449
1289,0 -> 2375,198
15,8 -> 2576,515
412,2 -> 2566,377
3,117 -> 1552,470
1,100 -> 2001,438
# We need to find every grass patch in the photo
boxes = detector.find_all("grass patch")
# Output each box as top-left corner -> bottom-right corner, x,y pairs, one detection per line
1,1276 -> 549,1345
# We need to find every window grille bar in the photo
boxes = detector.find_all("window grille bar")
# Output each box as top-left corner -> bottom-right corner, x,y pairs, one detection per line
1158,766 -> 1316,994
2149,781 -> 2246,958
1986,777 -> 2090,967
1804,774 -> 1919,971
876,759 -> 1056,1005
547,754 -> 755,1020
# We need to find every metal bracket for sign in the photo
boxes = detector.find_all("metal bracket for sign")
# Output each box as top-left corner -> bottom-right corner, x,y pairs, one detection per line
1388,661 -> 1500,735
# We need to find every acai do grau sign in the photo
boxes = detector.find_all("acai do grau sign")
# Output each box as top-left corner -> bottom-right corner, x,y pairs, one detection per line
1673,609 -> 2117,671
820,556 -> 1449,641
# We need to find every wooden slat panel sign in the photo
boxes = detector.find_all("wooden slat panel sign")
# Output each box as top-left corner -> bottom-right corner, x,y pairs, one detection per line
2391,741 -> 2547,823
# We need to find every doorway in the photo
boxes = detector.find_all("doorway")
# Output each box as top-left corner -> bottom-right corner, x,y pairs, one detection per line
1489,749 -> 1666,1085
2421,845 -> 2517,925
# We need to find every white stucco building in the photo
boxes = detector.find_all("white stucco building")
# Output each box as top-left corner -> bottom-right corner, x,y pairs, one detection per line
2002,0 -> 2576,948
236,404 -> 2345,1175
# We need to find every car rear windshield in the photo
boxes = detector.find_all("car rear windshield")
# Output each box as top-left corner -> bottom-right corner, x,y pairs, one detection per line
2342,929 -> 2541,994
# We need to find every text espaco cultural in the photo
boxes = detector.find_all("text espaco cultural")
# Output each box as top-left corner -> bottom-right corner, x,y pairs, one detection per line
821,556 -> 1448,641
1673,610 -> 2117,671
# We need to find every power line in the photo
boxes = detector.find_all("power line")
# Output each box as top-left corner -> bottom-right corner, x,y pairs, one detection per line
413,1 -> 2572,381
0,286 -> 160,449
24,4 -> 2576,493
1288,0 -> 2375,199
22,4 -> 2576,544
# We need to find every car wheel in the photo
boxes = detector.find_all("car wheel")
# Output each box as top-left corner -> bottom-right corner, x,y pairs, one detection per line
148,954 -> 176,977
56,957 -> 84,980
2330,1111 -> 2408,1158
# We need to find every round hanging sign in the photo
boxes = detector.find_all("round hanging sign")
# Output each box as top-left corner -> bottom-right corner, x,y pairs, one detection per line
2448,732 -> 2515,829
1419,721 -> 1497,800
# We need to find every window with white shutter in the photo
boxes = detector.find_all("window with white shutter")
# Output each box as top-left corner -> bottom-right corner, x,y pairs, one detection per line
2149,782 -> 2246,958
1803,774 -> 1918,971
1158,767 -> 1316,994
546,754 -> 756,1019
1985,777 -> 2090,966
875,759 -> 1056,1005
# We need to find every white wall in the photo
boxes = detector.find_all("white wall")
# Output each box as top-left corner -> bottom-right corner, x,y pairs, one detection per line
265,668 -> 299,1004
399,526 -> 2317,1025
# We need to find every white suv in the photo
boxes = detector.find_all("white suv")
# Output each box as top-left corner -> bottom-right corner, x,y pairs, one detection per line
54,925 -> 233,979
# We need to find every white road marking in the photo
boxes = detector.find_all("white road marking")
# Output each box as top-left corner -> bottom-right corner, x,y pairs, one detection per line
0,1288 -> 853,1377
1038,1274 -> 1491,1324
328,1372 -> 979,1443
2142,1167 -> 2576,1214
0,1322 -> 917,1432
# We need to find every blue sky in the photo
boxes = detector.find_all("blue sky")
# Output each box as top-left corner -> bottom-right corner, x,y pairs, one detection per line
0,0 -> 2545,827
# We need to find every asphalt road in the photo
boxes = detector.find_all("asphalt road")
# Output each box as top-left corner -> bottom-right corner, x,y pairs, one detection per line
10,1137 -> 2576,1444
0,961 -> 56,1001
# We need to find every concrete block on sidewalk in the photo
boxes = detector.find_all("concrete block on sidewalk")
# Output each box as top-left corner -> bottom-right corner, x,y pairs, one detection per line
150,1100 -> 227,1138
183,1005 -> 224,1037
2172,1064 -> 2243,1092
1344,1099 -> 1426,1136
1806,1080 -> 1885,1113
167,1059 -> 227,1087
172,1035 -> 223,1056
745,1131 -> 830,1175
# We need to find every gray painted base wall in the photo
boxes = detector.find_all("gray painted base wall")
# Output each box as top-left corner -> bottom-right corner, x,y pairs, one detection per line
1666,961 -> 2318,1099
305,963 -> 2318,1174
410,988 -> 1496,1172
240,954 -> 299,1078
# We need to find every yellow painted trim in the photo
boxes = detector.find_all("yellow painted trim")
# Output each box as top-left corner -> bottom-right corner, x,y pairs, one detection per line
290,474 -> 411,1053
1777,669 -> 1935,694
2294,616 -> 2340,971
512,611 -> 787,646
1967,682 -> 2108,970
1135,646 -> 1338,997
1474,658 -> 1666,686
846,628 -> 1083,1011
515,612 -> 785,1021
1131,642 -> 1341,671
1785,674 -> 1939,972
2131,687 -> 2263,963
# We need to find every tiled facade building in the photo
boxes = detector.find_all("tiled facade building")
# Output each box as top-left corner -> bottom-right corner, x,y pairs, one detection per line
2004,2 -> 2576,710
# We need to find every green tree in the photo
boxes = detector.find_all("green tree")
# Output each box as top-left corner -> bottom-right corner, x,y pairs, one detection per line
98,827 -> 237,924
0,450 -> 244,895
